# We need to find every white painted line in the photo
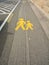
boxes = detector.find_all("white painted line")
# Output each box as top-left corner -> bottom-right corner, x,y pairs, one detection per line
0,0 -> 21,31
0,13 -> 9,14
0,10 -> 6,14
0,7 -> 10,12
2,4 -> 14,9
1,4 -> 15,10
0,3 -> 13,7
0,3 -> 14,11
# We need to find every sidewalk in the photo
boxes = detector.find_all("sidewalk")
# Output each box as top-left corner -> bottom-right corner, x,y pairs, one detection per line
30,0 -> 49,39
30,0 -> 49,19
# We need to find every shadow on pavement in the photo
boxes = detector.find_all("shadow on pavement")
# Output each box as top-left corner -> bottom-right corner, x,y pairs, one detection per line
0,21 -> 3,26
0,22 -> 8,57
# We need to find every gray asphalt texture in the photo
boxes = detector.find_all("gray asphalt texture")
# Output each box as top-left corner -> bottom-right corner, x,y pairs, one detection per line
0,0 -> 49,65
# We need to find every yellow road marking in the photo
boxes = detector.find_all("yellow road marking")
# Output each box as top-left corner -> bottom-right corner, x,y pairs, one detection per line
15,18 -> 34,31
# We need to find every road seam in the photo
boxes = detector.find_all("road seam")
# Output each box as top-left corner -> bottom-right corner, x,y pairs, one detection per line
24,1 -> 30,64
25,31 -> 30,65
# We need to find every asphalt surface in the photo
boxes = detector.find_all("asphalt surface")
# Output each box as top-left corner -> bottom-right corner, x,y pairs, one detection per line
0,0 -> 49,65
